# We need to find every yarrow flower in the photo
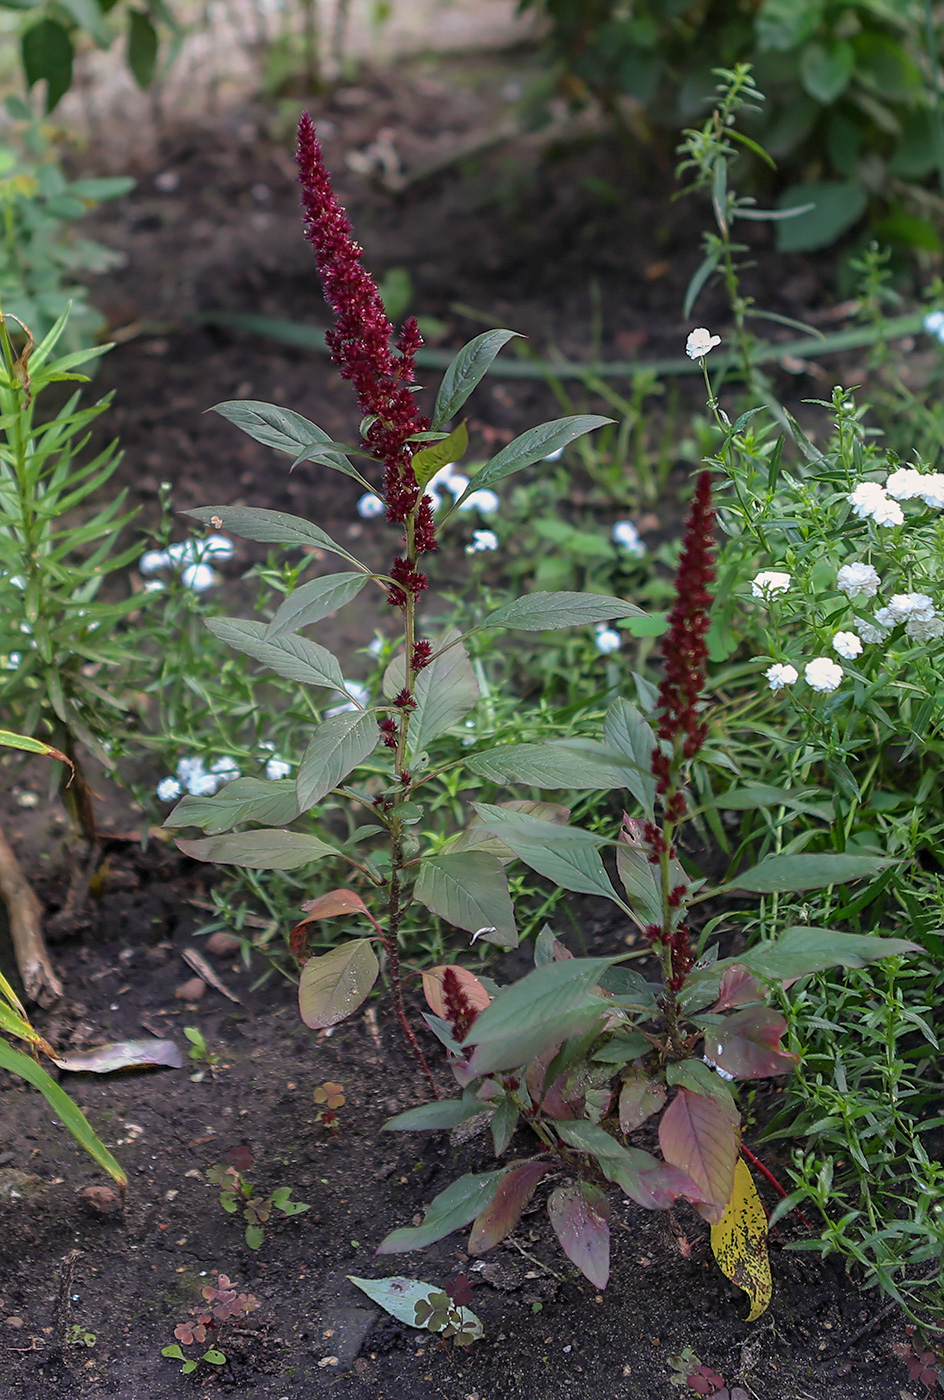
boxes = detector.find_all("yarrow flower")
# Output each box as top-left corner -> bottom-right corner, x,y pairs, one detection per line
751,570 -> 791,599
765,662 -> 798,690
612,519 -> 646,557
466,529 -> 498,554
594,626 -> 621,654
685,328 -> 722,360
837,562 -> 880,598
832,631 -> 863,660
805,657 -> 843,692
847,481 -> 904,526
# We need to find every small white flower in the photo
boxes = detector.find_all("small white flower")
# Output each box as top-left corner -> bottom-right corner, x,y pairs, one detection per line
885,592 -> 936,623
885,467 -> 926,501
156,777 -> 182,802
466,529 -> 498,553
165,540 -> 198,565
143,579 -> 166,593
181,562 -> 218,592
923,309 -> 944,342
836,562 -> 880,598
176,756 -> 218,796
765,662 -> 798,690
686,327 -> 722,360
265,757 -> 292,780
870,494 -> 904,527
201,533 -> 235,560
805,657 -> 844,692
832,631 -> 863,660
919,473 -> 944,509
210,757 -> 241,784
326,680 -> 371,716
751,570 -> 791,599
595,626 -> 621,654
612,520 -> 646,557
140,549 -> 170,575
356,492 -> 385,519
3,652 -> 22,669
459,489 -> 500,514
847,481 -> 886,517
905,615 -> 944,642
854,616 -> 888,644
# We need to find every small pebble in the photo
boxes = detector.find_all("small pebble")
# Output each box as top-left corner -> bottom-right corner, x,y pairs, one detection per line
79,1185 -> 119,1215
4,1316 -> 24,1329
206,931 -> 240,956
175,977 -> 207,1001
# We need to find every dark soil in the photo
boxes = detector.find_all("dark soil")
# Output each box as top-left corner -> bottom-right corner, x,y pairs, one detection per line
0,49 -> 921,1400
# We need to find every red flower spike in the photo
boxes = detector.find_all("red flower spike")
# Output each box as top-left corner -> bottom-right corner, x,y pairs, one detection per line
442,966 -> 480,1042
411,639 -> 432,671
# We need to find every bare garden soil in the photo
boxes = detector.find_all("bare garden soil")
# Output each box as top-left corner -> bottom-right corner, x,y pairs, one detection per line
0,48 -> 927,1400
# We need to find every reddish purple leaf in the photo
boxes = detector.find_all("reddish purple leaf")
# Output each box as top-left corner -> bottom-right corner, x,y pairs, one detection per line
467,1160 -> 551,1255
625,1152 -> 709,1211
659,1088 -> 739,1223
712,965 -> 765,1012
618,1068 -> 666,1132
547,1183 -> 610,1289
704,1006 -> 800,1080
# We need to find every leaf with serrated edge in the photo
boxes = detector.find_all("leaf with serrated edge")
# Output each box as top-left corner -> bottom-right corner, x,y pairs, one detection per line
176,829 -> 338,871
468,1161 -> 551,1254
710,1158 -> 772,1321
414,852 -> 516,948
163,778 -> 300,834
408,630 -> 480,754
659,1087 -> 739,1222
295,710 -> 379,810
187,505 -> 364,568
483,590 -> 644,632
298,939 -> 379,1029
472,803 -> 620,904
205,617 -> 346,690
547,1183 -> 610,1288
432,329 -> 522,429
264,572 -> 369,640
377,1171 -> 504,1253
459,415 -> 613,495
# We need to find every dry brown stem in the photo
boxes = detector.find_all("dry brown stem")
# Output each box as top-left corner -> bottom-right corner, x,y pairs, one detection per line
0,826 -> 62,1004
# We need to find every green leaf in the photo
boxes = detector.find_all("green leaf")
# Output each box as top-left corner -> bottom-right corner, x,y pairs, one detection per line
554,1120 -> 705,1211
458,415 -> 613,497
162,777 -> 300,834
0,1038 -> 126,1187
411,421 -> 468,491
208,401 -> 362,481
775,182 -> 868,254
726,852 -> 898,894
203,1348 -> 227,1365
413,851 -> 517,948
176,828 -> 339,871
383,1096 -> 485,1132
472,803 -> 621,905
298,938 -> 379,1029
603,698 -> 657,817
22,19 -> 73,110
245,1224 -> 264,1250
205,617 -> 346,691
407,630 -> 480,754
295,709 -> 379,810
263,572 -> 369,640
615,820 -> 662,928
377,1171 -> 504,1253
57,0 -> 110,45
432,329 -> 522,429
715,784 -> 832,820
482,590 -> 644,632
618,1069 -> 667,1133
460,956 -> 617,1077
349,1275 -> 481,1340
186,505 -> 365,570
800,38 -> 854,104
127,8 -> 158,87
0,728 -> 69,763
665,1059 -> 738,1119
467,739 -> 633,791
730,926 -> 919,982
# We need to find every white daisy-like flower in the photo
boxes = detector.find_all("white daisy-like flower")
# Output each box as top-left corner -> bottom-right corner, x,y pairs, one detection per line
466,529 -> 498,553
751,570 -> 791,599
595,626 -> 621,654
265,756 -> 292,780
210,757 -> 241,784
156,776 -> 182,802
885,468 -> 926,501
140,549 -> 170,575
181,562 -> 218,592
176,756 -> 218,796
459,489 -> 500,514
765,662 -> 798,690
905,615 -> 944,642
832,631 -> 863,660
837,562 -> 880,598
854,616 -> 888,645
805,657 -> 844,692
919,473 -> 944,509
686,328 -> 722,360
612,520 -> 646,557
924,309 -> 944,342
356,492 -> 385,519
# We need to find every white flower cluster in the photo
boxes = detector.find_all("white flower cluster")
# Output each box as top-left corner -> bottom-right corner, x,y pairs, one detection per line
139,534 -> 234,593
847,464 -> 944,526
751,570 -> 791,599
466,529 -> 498,554
612,519 -> 646,557
156,754 -> 241,802
357,465 -> 500,521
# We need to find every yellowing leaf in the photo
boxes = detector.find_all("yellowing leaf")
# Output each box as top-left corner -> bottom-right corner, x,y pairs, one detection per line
709,1158 -> 772,1321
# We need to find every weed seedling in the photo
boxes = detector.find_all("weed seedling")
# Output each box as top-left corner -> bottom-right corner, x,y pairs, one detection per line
183,1025 -> 221,1080
161,1272 -> 259,1375
208,1145 -> 309,1249
313,1080 -> 345,1135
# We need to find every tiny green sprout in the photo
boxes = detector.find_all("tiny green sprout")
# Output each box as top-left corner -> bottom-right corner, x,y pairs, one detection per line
162,1272 -> 259,1375
67,1323 -> 96,1347
207,1146 -> 309,1250
183,1026 -> 221,1080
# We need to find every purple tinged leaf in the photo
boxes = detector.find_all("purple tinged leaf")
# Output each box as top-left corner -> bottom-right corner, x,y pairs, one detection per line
467,1161 -> 551,1254
658,1088 -> 739,1223
547,1183 -> 610,1289
712,965 -> 765,1011
553,1120 -> 707,1211
51,1039 -> 184,1073
703,1007 -> 799,1080
618,1069 -> 666,1132
298,938 -> 379,1029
